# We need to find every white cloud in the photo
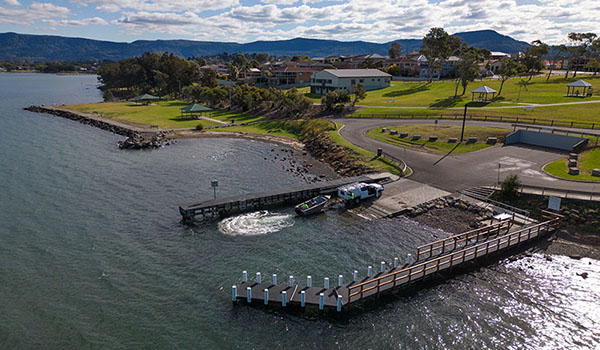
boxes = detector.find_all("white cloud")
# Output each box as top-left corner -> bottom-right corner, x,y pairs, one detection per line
0,2 -> 69,25
43,16 -> 108,26
69,0 -> 239,13
3,0 -> 20,6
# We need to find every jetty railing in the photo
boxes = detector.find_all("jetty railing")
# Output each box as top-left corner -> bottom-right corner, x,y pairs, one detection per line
347,216 -> 561,303
415,219 -> 512,261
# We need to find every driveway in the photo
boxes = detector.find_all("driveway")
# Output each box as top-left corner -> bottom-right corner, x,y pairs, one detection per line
333,118 -> 600,193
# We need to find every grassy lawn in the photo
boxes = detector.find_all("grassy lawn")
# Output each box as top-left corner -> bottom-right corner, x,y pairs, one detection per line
367,125 -> 510,154
63,100 -> 257,129
330,124 -> 404,175
544,147 -> 600,182
207,121 -> 300,139
357,76 -> 600,107
352,101 -> 600,127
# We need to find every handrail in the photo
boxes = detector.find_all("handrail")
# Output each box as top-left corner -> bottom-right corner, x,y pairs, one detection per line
415,219 -> 512,260
347,217 -> 561,302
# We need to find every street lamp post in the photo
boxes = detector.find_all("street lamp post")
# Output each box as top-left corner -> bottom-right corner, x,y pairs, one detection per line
211,179 -> 218,199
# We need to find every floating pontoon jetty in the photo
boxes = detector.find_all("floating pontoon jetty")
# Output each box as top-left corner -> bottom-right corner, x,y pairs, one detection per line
232,212 -> 562,312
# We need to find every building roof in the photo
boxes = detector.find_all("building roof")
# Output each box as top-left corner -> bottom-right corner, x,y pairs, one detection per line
180,104 -> 213,113
567,79 -> 592,87
471,86 -> 497,93
135,94 -> 159,101
321,69 -> 391,78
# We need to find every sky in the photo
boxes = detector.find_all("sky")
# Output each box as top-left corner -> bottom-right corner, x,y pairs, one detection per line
0,0 -> 599,44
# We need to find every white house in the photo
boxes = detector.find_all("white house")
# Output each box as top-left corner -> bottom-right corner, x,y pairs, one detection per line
309,69 -> 391,95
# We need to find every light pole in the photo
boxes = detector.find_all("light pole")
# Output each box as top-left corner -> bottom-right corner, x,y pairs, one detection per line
211,179 -> 218,199
460,105 -> 468,143
497,164 -> 501,186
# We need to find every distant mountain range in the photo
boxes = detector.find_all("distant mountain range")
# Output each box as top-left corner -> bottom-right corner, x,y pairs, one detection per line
0,30 -> 530,62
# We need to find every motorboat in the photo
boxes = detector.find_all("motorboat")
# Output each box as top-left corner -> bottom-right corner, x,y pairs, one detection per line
295,195 -> 331,216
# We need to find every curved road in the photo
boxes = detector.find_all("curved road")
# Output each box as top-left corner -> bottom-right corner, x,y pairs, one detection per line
333,118 -> 600,193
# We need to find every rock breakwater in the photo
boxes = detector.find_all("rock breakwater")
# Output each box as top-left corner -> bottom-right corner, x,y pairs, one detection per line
24,106 -> 169,150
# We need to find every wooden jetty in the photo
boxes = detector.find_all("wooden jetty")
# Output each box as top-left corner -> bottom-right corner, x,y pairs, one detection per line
179,173 -> 392,221
232,212 -> 562,312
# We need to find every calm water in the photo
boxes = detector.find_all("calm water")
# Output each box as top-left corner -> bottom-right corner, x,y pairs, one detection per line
0,73 -> 599,349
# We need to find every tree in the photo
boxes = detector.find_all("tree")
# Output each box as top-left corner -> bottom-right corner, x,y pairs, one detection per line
497,57 -> 523,96
520,40 -> 549,80
454,45 -> 490,97
516,78 -> 531,101
585,58 -> 600,75
360,57 -> 376,68
351,83 -> 366,107
546,45 -> 564,81
420,27 -> 462,82
388,42 -> 402,59
321,90 -> 350,113
200,68 -> 218,88
255,53 -> 270,64
386,64 -> 401,76
499,174 -> 521,200
567,32 -> 597,77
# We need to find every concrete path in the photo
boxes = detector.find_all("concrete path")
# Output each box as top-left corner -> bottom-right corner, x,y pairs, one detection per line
333,118 -> 600,194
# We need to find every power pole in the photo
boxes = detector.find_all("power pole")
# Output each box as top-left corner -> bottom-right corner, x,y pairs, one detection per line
460,105 -> 468,143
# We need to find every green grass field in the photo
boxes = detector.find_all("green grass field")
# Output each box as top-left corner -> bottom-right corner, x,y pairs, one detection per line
356,76 -> 600,107
344,75 -> 600,125
329,123 -> 404,175
367,125 -> 510,154
208,121 -> 300,139
63,101 -> 257,129
544,148 -> 600,182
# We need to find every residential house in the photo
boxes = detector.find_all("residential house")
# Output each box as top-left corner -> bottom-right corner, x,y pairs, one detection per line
267,66 -> 320,88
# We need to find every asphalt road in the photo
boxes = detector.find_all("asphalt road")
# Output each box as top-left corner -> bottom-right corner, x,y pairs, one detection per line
333,118 -> 600,193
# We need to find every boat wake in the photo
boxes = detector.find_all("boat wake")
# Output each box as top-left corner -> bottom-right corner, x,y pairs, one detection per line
218,210 -> 294,236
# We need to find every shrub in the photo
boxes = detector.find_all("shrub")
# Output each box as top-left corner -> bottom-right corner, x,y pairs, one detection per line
499,174 -> 521,200
196,123 -> 204,131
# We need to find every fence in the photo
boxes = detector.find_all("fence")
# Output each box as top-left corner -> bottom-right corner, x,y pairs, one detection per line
352,113 -> 599,130
379,150 -> 409,175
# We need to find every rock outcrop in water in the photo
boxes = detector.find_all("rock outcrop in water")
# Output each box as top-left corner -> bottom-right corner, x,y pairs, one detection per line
24,105 -> 169,150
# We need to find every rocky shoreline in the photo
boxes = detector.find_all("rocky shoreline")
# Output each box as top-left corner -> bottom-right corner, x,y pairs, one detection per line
24,105 -> 169,150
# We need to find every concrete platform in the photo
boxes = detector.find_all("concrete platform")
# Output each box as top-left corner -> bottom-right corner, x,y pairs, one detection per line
353,178 -> 451,219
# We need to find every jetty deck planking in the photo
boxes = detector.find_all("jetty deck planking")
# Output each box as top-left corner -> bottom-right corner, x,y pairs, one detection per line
233,214 -> 562,311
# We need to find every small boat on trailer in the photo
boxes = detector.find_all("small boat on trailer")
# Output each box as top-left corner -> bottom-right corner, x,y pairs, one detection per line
295,195 -> 331,216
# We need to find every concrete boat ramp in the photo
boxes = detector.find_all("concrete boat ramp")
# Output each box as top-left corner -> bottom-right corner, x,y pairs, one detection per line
179,172 -> 450,222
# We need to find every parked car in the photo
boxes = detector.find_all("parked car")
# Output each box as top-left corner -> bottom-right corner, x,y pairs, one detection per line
337,182 -> 384,205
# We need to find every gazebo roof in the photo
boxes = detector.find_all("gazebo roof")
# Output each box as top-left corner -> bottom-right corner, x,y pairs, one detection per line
471,86 -> 497,94
180,104 -> 213,113
135,93 -> 159,101
567,79 -> 592,87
